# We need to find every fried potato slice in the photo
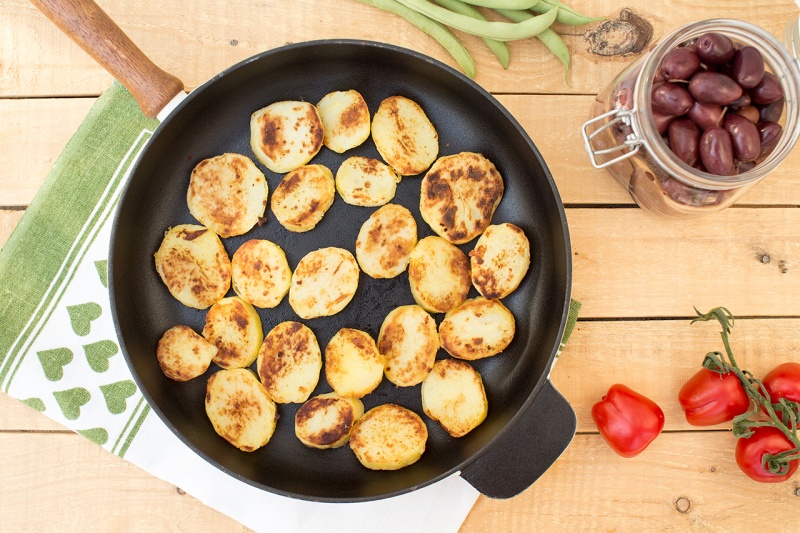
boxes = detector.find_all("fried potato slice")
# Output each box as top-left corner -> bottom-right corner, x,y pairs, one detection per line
271,164 -> 335,233
350,404 -> 428,470
316,90 -> 371,153
257,321 -> 322,404
202,296 -> 264,369
408,236 -> 471,314
325,328 -> 384,399
231,239 -> 292,308
335,156 -> 400,207
439,297 -> 515,360
295,392 -> 364,449
371,96 -> 438,176
156,325 -> 217,382
187,153 -> 268,238
420,152 -> 504,244
289,247 -> 360,319
469,222 -> 531,300
250,101 -> 324,173
378,305 -> 438,387
154,224 -> 231,309
355,204 -> 417,279
421,358 -> 487,438
205,368 -> 277,452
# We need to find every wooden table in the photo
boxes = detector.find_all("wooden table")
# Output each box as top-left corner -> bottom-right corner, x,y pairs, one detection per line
2,0 -> 799,530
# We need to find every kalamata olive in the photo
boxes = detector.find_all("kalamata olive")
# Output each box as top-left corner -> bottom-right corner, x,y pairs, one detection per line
737,160 -> 757,173
660,48 -> 701,80
735,105 -> 760,124
696,33 -> 736,65
729,92 -> 751,110
758,97 -> 784,122
689,72 -> 743,105
652,82 -> 694,116
668,118 -> 701,166
653,111 -> 677,134
723,114 -> 761,162
687,101 -> 725,129
757,121 -> 782,159
732,46 -> 765,89
700,126 -> 735,175
750,72 -> 783,105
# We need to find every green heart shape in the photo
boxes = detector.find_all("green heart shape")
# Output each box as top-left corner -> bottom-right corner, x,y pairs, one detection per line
37,348 -> 74,381
21,397 -> 46,412
53,387 -> 91,420
94,260 -> 108,288
77,427 -> 109,445
67,302 -> 102,336
100,380 -> 137,415
84,340 -> 119,373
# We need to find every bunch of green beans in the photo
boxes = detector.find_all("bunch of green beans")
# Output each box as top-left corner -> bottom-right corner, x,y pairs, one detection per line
355,0 -> 602,81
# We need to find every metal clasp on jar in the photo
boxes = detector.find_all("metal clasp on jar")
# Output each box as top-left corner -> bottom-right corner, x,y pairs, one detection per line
581,107 -> 644,169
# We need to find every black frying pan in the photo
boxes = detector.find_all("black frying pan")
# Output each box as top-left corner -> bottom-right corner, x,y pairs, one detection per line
34,0 -> 575,502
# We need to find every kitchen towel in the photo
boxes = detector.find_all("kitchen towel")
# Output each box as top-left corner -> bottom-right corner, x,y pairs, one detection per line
0,82 -> 579,533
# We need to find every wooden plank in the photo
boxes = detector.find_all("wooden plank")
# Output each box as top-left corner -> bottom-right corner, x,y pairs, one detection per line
2,0 -> 797,97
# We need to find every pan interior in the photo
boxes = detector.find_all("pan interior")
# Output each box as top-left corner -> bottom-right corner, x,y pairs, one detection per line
110,41 -> 570,501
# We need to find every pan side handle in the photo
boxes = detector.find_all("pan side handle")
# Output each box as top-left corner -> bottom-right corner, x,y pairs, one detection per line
460,379 -> 576,499
30,0 -> 184,118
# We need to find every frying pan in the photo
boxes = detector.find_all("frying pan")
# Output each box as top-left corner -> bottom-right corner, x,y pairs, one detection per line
33,0 -> 575,502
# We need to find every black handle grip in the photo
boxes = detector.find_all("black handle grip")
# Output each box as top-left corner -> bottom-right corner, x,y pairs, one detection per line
460,379 -> 576,499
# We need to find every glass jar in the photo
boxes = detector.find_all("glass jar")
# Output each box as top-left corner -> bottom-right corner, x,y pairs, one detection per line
582,19 -> 800,217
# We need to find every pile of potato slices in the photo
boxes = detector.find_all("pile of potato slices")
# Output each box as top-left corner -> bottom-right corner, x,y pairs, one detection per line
153,88 -> 532,470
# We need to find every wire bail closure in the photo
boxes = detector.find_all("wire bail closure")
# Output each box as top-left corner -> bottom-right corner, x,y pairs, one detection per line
581,107 -> 643,169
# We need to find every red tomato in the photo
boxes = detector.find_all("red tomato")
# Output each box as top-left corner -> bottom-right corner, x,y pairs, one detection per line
678,367 -> 750,426
762,362 -> 800,421
735,426 -> 799,483
592,384 -> 665,458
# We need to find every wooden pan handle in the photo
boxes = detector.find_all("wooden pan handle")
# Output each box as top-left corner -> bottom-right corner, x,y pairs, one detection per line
30,0 -> 184,118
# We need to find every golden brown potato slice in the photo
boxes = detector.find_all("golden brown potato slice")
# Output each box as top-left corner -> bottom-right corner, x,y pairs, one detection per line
202,296 -> 263,369
270,164 -> 336,233
355,204 -> 417,279
295,392 -> 365,449
469,222 -> 531,300
408,236 -> 471,314
371,96 -> 438,176
289,247 -> 360,319
378,305 -> 438,387
349,404 -> 428,470
439,297 -> 515,360
325,328 -> 384,399
154,224 -> 231,309
316,90 -> 371,153
205,368 -> 277,452
256,321 -> 322,404
186,153 -> 268,238
419,152 -> 504,244
421,358 -> 487,438
335,156 -> 400,207
156,325 -> 217,381
231,239 -> 292,308
250,101 -> 323,173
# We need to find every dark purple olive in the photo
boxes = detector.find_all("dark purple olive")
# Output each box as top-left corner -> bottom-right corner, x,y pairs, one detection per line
729,92 -> 751,110
723,114 -> 761,162
653,111 -> 677,134
668,118 -> 701,166
700,126 -> 735,175
687,101 -> 725,129
758,97 -> 784,122
696,33 -> 736,65
652,82 -> 694,115
750,72 -> 784,105
732,46 -> 765,89
660,48 -> 701,80
737,160 -> 757,173
688,72 -> 743,105
735,105 -> 760,124
757,121 -> 782,159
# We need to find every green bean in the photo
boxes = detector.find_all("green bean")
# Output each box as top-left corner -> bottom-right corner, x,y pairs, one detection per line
435,0 -> 509,68
356,0 -> 476,77
455,0 -> 540,8
495,8 -> 570,84
394,0 -> 559,41
529,0 -> 603,26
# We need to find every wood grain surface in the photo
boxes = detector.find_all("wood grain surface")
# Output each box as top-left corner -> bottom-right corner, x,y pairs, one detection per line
2,0 -> 800,531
